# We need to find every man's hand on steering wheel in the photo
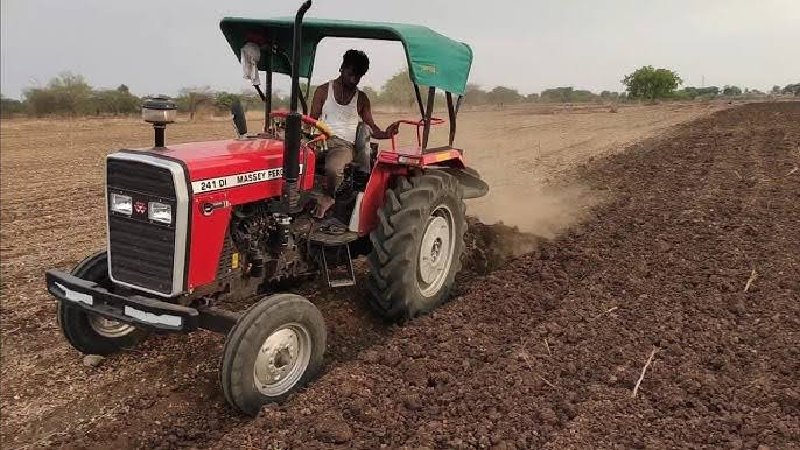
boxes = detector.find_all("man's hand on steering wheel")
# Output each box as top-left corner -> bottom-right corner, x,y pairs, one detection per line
385,121 -> 400,137
269,111 -> 332,142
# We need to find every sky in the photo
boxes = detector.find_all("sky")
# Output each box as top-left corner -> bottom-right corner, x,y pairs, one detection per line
2,0 -> 799,99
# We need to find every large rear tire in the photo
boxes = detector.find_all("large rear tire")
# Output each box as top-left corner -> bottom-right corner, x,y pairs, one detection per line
367,170 -> 467,321
220,294 -> 326,416
57,252 -> 149,355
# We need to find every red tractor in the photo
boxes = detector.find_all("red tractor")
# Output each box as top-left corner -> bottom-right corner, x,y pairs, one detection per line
46,1 -> 487,415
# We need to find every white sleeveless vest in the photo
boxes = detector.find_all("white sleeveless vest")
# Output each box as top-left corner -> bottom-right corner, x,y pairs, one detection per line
320,79 -> 360,143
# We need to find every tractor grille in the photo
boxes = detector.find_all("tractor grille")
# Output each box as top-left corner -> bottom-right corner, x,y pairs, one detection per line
107,158 -> 176,198
106,156 -> 183,295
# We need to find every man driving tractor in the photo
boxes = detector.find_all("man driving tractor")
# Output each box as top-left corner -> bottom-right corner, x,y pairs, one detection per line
309,49 -> 399,218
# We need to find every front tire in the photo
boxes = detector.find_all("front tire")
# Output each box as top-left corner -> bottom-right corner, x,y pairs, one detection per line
220,294 -> 326,416
367,170 -> 467,321
57,251 -> 149,355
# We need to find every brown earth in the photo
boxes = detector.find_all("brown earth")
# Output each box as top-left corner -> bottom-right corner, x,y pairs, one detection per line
2,102 -> 798,448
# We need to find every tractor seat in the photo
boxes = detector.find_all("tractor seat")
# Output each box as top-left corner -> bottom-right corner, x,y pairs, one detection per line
314,121 -> 376,177
352,122 -> 373,174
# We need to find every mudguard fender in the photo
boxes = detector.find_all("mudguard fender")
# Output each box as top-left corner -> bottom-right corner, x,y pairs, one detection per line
435,167 -> 489,199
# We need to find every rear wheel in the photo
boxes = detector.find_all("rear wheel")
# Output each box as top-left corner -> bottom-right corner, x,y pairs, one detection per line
367,170 -> 467,321
220,294 -> 326,416
57,252 -> 149,355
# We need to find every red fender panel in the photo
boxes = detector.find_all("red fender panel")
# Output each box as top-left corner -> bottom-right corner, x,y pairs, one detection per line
358,162 -> 408,236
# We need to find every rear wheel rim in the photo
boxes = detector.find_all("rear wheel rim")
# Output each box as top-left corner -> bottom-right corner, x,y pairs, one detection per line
88,314 -> 136,338
417,204 -> 455,298
253,323 -> 312,396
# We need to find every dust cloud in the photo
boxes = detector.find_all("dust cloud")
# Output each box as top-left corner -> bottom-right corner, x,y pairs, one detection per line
462,182 -> 600,272
468,183 -> 600,240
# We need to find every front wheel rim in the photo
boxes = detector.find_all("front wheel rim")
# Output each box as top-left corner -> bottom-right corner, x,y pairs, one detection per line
417,204 -> 456,298
88,315 -> 136,338
253,323 -> 312,396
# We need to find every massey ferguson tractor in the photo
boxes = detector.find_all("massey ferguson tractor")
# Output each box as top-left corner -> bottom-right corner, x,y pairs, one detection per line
45,0 -> 487,415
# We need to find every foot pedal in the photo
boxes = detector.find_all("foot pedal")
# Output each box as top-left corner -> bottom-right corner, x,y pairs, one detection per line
320,243 -> 356,288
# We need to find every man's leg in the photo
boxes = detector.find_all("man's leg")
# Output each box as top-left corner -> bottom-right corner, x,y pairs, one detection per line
315,139 -> 353,218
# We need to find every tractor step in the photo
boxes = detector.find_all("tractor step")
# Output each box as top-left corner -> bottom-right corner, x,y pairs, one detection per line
328,279 -> 355,288
308,229 -> 359,246
318,243 -> 356,288
308,219 -> 360,288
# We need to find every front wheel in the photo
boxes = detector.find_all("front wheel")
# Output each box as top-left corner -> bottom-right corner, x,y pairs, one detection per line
57,252 -> 149,355
367,170 -> 467,321
220,294 -> 326,416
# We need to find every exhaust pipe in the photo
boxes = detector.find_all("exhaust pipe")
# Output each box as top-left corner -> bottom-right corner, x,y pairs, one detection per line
283,0 -> 312,211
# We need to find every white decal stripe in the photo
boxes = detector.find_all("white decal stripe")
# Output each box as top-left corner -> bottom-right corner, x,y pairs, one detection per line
124,306 -> 182,327
56,283 -> 94,306
191,165 -> 304,194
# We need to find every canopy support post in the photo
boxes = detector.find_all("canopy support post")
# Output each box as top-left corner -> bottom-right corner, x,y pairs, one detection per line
446,92 -> 456,146
413,84 -> 425,119
284,0 -> 312,213
264,47 -> 273,133
302,78 -> 312,114
422,86 -> 435,150
295,82 -> 308,114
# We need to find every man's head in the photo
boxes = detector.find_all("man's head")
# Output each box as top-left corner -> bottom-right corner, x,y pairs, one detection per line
339,49 -> 369,89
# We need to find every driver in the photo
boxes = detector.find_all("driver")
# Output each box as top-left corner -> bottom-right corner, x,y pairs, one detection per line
309,49 -> 399,218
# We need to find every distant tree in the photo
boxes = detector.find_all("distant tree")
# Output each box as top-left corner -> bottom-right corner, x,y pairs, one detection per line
486,86 -> 523,105
679,86 -> 721,100
572,89 -> 597,102
89,89 -> 140,115
621,66 -> 682,100
214,91 -> 238,113
599,91 -> 621,102
680,87 -> 696,99
117,84 -> 130,93
722,85 -> 742,96
540,87 -> 576,103
22,88 -> 56,117
379,70 -> 416,107
464,83 -> 488,105
176,86 -> 214,120
23,71 -> 94,116
783,83 -> 800,96
1,94 -> 25,118
361,85 -> 379,102
237,90 -> 262,112
49,72 -> 94,114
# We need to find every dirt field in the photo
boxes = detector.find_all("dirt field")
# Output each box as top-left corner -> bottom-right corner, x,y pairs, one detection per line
2,102 -> 798,448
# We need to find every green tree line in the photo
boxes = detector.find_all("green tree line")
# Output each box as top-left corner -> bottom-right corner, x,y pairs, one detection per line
2,70 -> 798,118
11,72 -> 141,118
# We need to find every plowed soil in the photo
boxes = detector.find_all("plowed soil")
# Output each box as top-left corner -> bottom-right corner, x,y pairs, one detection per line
2,102 -> 799,449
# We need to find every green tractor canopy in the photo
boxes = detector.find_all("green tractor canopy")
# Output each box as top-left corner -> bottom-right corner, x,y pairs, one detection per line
219,17 -> 473,95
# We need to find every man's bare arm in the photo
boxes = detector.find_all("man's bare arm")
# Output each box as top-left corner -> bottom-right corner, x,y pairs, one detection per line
359,92 -> 398,140
309,84 -> 327,120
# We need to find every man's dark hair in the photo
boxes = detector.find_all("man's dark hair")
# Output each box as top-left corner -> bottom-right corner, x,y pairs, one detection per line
342,49 -> 369,77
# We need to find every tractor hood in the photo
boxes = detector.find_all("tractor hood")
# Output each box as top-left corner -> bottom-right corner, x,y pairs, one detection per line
125,138 -> 286,182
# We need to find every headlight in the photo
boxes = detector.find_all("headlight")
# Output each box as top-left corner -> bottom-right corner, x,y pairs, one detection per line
142,108 -> 177,124
148,201 -> 172,224
141,96 -> 177,124
110,193 -> 132,215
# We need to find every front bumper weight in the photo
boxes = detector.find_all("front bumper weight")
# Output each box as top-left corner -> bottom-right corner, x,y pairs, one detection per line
46,270 -> 199,332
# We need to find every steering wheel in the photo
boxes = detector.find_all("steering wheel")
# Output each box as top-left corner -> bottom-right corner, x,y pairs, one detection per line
269,111 -> 333,141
